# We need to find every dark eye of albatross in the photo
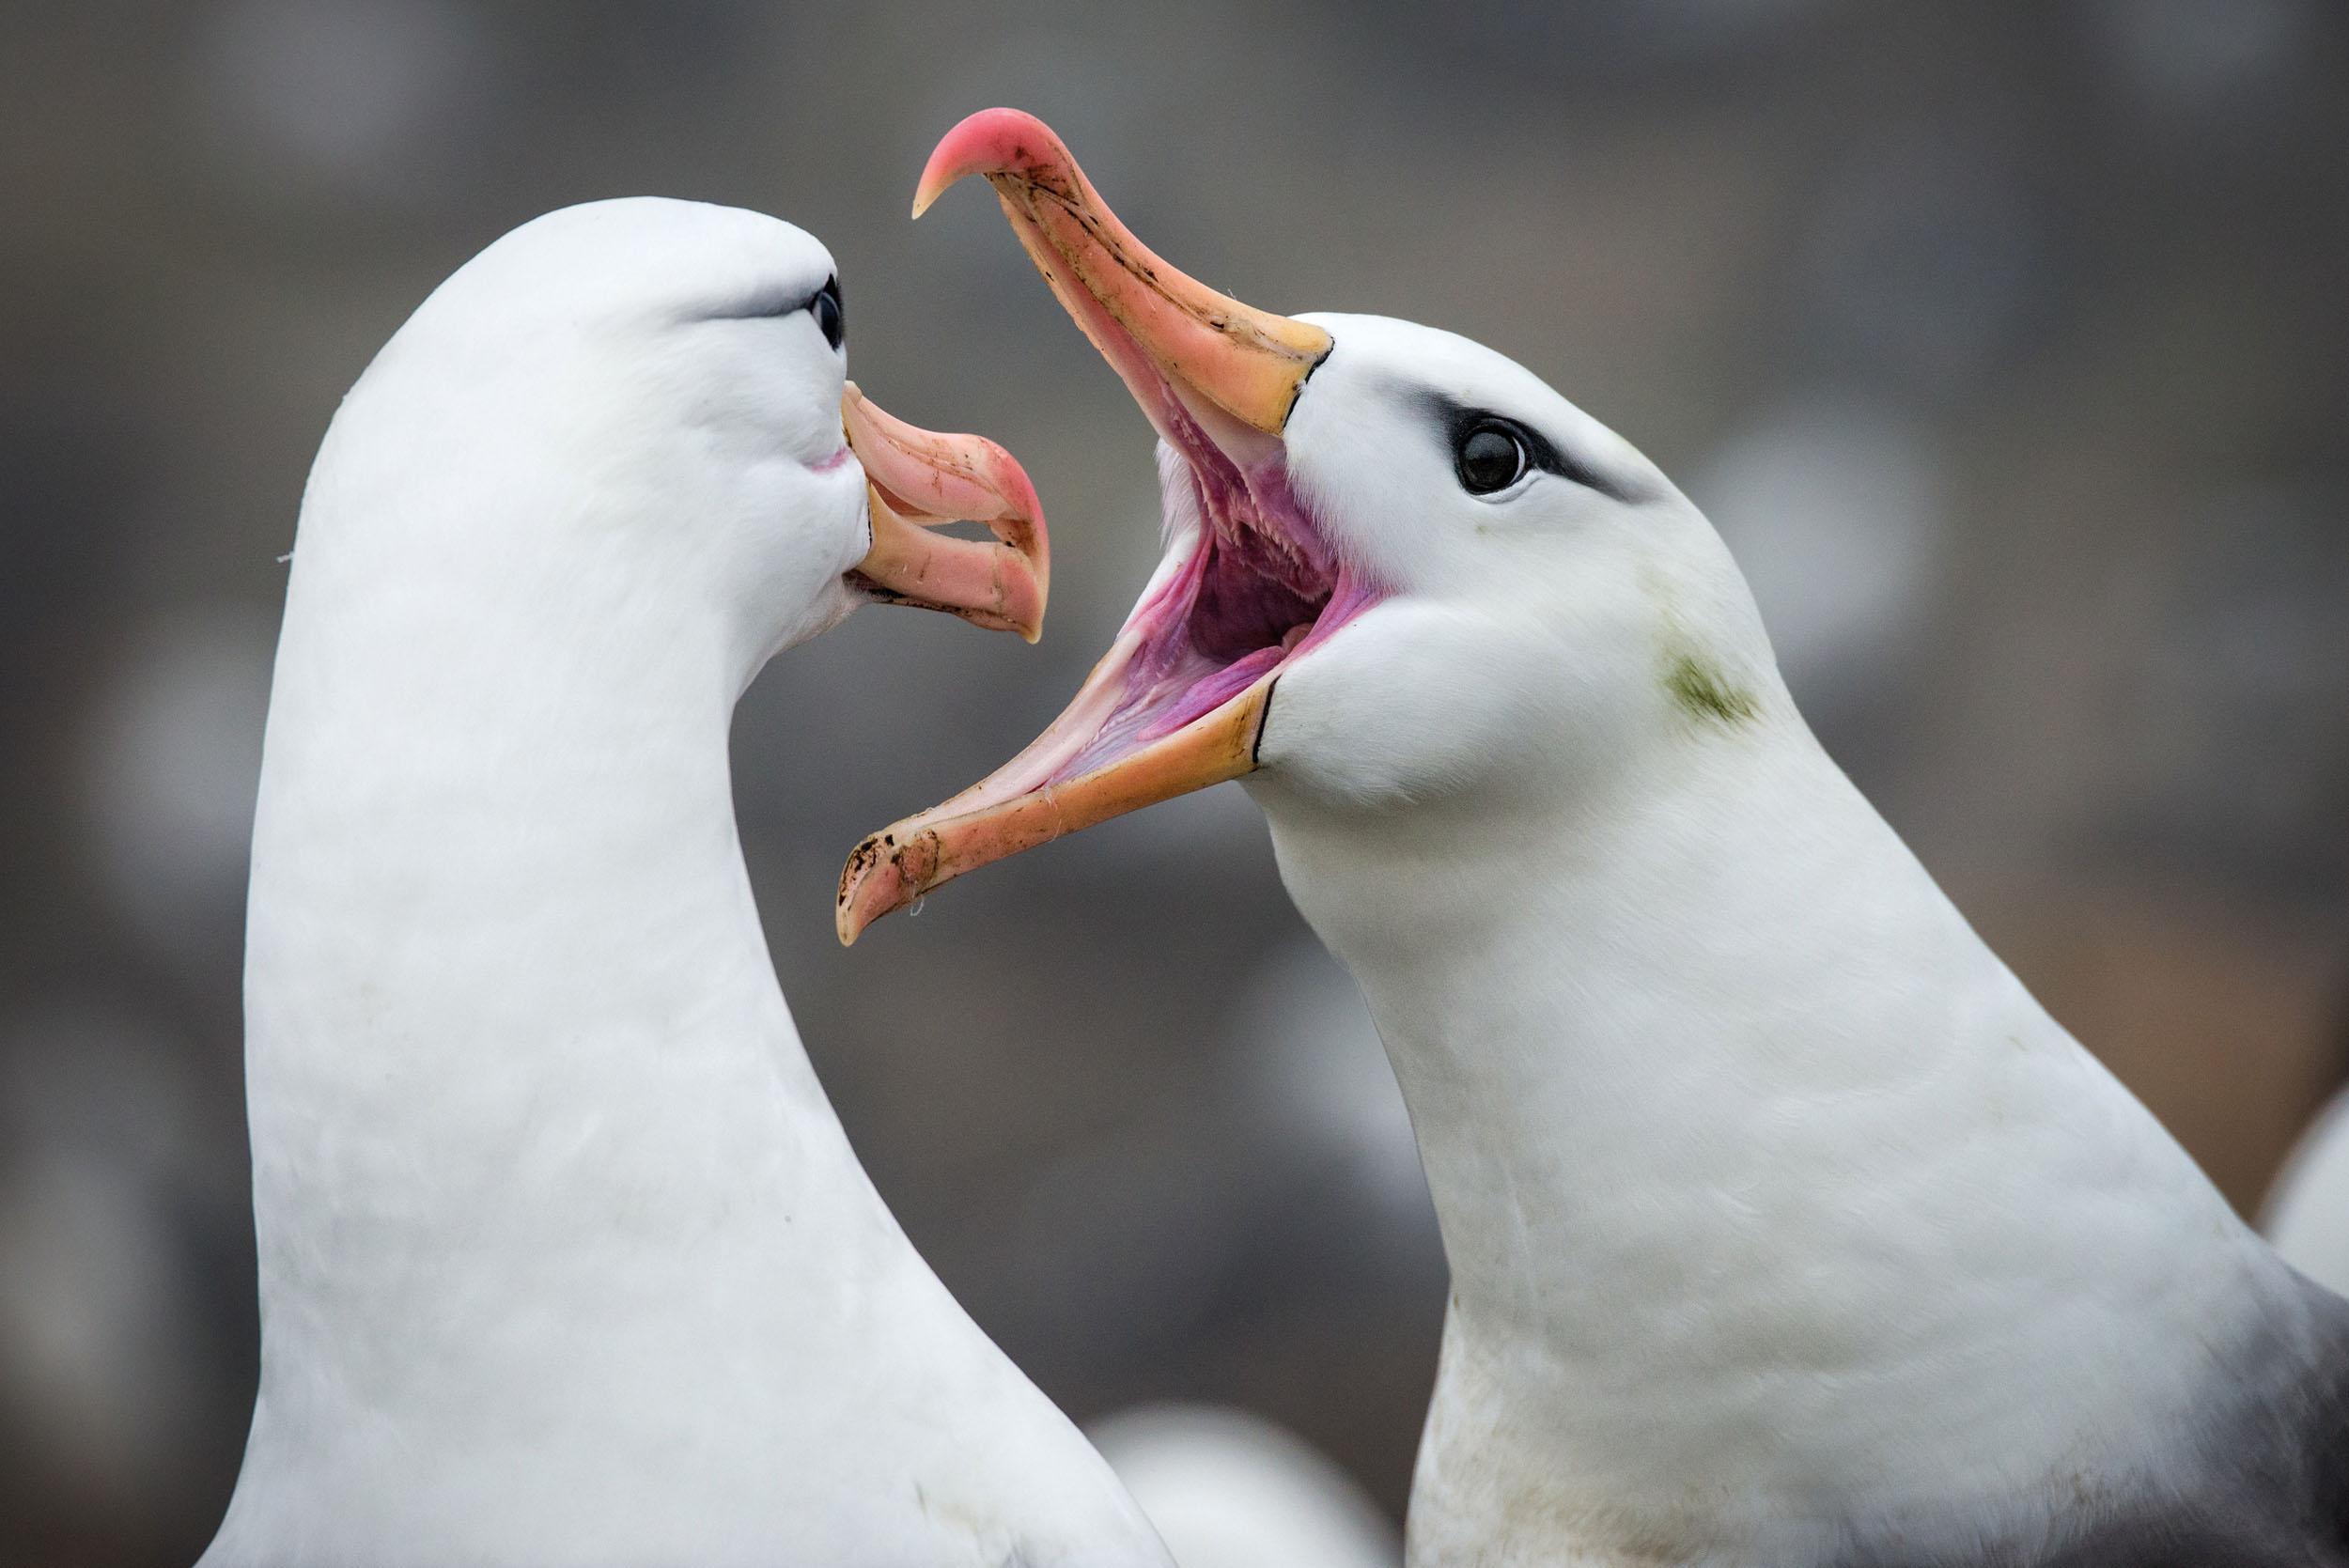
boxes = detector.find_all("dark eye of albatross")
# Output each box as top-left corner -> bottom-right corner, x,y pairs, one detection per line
810,275 -> 844,350
1455,421 -> 1530,495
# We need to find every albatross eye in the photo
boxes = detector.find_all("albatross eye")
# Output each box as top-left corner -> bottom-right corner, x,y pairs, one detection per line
1455,421 -> 1529,495
810,275 -> 844,351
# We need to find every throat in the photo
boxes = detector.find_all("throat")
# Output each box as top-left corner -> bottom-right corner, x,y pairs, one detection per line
239,581 -> 850,1430
1189,529 -> 1326,661
1256,726 -> 2266,1529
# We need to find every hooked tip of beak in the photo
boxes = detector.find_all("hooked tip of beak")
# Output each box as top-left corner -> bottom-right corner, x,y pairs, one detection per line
835,827 -> 927,946
912,106 -> 1065,220
914,106 -> 1330,442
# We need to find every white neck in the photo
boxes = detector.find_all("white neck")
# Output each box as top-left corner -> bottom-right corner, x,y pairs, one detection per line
236,460 -> 870,1515
1252,711 -> 2279,1563
215,437 -> 1165,1567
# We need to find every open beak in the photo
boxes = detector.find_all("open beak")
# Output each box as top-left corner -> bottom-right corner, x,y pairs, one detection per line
837,108 -> 1375,945
843,380 -> 1048,642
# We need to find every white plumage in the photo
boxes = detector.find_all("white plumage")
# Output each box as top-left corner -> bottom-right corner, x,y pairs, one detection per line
1252,318 -> 2348,1566
198,198 -> 1167,1568
844,109 -> 2349,1568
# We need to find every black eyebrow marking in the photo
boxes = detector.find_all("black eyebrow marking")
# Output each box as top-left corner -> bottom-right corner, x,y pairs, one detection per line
1415,389 -> 1629,502
706,279 -> 833,323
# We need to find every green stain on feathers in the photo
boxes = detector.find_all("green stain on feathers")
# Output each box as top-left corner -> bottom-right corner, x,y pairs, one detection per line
1641,563 -> 1759,728
1665,651 -> 1758,725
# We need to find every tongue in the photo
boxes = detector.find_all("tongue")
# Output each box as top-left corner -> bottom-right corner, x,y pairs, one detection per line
1142,641 -> 1291,742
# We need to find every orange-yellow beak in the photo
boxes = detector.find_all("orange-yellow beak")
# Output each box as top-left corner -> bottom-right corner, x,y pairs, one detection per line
843,380 -> 1048,643
910,108 -> 1331,442
837,109 -> 1365,946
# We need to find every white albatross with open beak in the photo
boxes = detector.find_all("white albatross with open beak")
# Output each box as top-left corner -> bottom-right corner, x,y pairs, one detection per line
198,196 -> 1171,1568
840,111 -> 2349,1568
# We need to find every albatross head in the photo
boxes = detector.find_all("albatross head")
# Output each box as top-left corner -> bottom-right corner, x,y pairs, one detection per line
836,111 -> 1779,940
342,196 -> 1049,686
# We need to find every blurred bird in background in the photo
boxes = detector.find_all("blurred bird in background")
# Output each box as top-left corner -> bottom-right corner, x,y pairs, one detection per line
2267,1076 -> 2349,1298
3,3 -> 2347,1565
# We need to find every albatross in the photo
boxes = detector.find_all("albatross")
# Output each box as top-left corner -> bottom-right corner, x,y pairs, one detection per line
838,111 -> 2349,1567
199,196 -> 1170,1567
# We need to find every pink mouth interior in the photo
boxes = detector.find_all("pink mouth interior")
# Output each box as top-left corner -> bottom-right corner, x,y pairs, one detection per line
1041,371 -> 1381,786
901,281 -> 1381,827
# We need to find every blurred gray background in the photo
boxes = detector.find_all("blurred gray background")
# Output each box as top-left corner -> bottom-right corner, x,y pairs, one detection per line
6,1 -> 2349,1563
